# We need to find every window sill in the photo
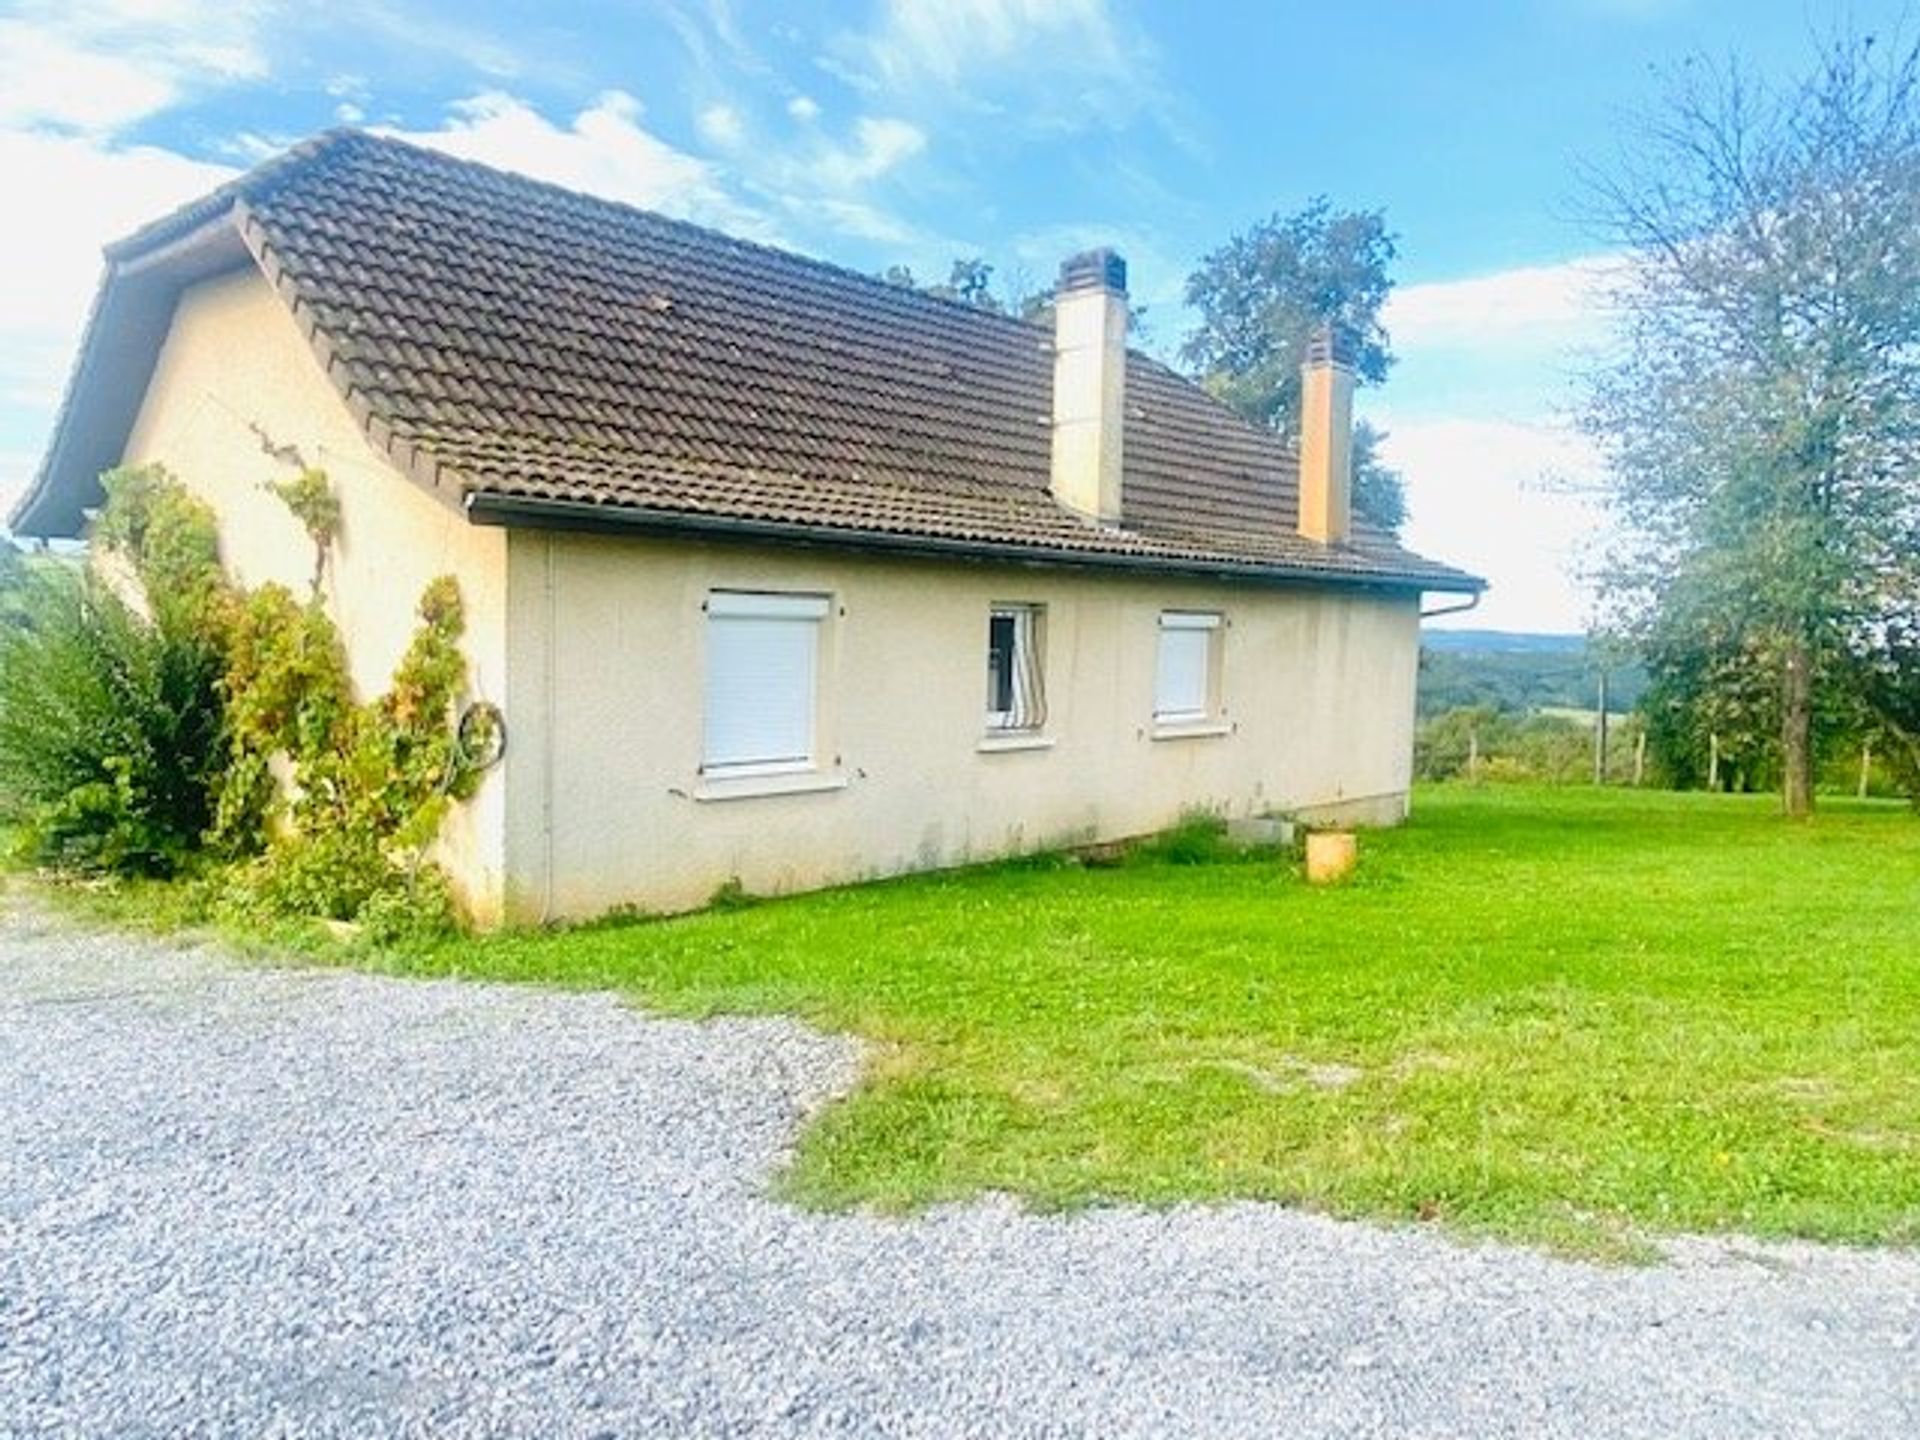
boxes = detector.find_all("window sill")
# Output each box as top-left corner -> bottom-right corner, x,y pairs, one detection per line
977,732 -> 1056,754
1150,720 -> 1232,742
692,767 -> 849,802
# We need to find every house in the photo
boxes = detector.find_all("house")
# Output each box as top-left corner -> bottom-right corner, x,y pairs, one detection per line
10,131 -> 1482,925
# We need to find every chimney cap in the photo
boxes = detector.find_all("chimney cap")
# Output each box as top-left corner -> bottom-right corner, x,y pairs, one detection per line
1305,321 -> 1359,369
1058,248 -> 1127,296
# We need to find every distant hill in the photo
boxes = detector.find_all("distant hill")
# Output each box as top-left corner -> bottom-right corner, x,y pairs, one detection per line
1417,629 -> 1645,718
1420,629 -> 1585,654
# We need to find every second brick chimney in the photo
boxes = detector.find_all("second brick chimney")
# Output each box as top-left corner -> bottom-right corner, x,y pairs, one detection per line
1050,248 -> 1128,523
1297,323 -> 1355,545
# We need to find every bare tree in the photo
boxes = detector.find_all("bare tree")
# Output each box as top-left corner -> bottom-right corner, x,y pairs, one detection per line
1582,32 -> 1920,815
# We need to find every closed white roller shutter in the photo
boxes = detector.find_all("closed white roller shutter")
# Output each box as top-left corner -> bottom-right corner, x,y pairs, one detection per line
1154,611 -> 1219,721
703,592 -> 829,772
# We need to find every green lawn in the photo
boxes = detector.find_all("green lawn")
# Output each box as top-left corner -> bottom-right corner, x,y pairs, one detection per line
369,789 -> 1919,1252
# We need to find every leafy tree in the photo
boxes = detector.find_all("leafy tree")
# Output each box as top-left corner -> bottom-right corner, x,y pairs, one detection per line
1351,422 -> 1406,535
1635,623 -> 1785,792
1581,34 -> 1920,815
0,565 -> 225,874
1853,604 -> 1920,804
0,542 -> 36,629
933,257 -> 998,310
1180,198 -> 1406,532
1417,639 -> 1647,719
881,257 -> 1014,312
883,255 -> 1138,331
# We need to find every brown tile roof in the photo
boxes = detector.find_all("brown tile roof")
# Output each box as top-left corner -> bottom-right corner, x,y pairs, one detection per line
18,131 -> 1480,593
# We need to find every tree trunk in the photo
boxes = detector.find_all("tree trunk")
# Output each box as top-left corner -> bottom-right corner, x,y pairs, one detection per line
1782,640 -> 1815,817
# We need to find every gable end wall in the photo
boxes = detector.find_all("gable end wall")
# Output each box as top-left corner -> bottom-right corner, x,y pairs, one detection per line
119,265 -> 509,924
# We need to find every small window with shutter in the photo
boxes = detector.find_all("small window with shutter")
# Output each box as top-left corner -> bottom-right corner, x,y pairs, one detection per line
702,591 -> 830,774
1154,611 -> 1220,723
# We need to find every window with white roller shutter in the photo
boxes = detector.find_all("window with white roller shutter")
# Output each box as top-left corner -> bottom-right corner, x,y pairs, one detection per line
702,591 -> 830,773
1153,611 -> 1220,722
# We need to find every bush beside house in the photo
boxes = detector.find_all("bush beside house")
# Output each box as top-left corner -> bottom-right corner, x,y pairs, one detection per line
0,465 -> 485,940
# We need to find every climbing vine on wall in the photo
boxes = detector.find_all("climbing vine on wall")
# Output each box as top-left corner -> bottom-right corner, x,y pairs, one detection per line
264,467 -> 340,596
92,463 -> 486,936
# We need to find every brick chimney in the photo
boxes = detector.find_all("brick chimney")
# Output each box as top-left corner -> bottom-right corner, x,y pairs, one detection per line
1050,248 -> 1128,523
1297,323 -> 1355,545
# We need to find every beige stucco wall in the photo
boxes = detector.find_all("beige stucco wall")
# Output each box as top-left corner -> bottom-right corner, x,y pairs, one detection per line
119,265 -> 509,923
111,263 -> 1422,927
502,530 -> 1421,922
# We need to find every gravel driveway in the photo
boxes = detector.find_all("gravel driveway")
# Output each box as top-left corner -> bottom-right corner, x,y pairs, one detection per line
2,902 -> 1916,1439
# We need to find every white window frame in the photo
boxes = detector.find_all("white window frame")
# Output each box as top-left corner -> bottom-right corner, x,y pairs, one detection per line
1153,610 -> 1221,725
701,590 -> 831,778
986,603 -> 1046,733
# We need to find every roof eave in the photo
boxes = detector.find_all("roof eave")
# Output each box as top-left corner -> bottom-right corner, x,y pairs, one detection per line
463,492 -> 1487,596
9,209 -> 252,539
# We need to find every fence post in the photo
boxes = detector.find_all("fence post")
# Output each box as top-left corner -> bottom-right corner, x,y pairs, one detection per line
1593,671 -> 1610,785
1634,730 -> 1647,787
1708,732 -> 1721,791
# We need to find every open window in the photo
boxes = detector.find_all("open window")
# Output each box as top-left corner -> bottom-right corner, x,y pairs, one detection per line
986,604 -> 1046,732
1154,610 -> 1221,724
702,590 -> 830,775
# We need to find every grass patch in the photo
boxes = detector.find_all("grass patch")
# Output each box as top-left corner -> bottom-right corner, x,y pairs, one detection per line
37,786 -> 1920,1256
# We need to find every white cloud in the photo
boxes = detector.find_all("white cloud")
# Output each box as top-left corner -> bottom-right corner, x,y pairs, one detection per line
829,0 -> 1163,132
1385,255 -> 1618,352
391,91 -> 781,243
0,2 -> 269,134
343,2 -> 523,80
1370,254 -> 1630,631
697,102 -> 745,148
1378,418 -> 1604,633
793,197 -> 924,247
0,22 -> 176,133
787,95 -> 821,123
0,133 -> 236,340
0,2 -> 266,517
848,0 -> 1122,89
812,116 -> 925,190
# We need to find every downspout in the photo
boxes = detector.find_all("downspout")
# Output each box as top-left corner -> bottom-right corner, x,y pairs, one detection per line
540,532 -> 557,925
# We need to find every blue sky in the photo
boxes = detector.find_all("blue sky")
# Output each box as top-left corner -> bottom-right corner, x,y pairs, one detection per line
0,0 -> 1899,629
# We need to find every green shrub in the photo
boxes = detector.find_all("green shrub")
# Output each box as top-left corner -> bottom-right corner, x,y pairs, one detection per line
92,465 -> 230,644
708,877 -> 757,910
1132,814 -> 1229,865
0,566 -> 225,874
1,465 -> 486,939
1126,811 -> 1276,866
